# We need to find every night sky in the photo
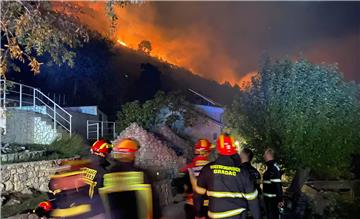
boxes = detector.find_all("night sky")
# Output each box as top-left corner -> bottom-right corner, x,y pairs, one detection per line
93,1 -> 359,84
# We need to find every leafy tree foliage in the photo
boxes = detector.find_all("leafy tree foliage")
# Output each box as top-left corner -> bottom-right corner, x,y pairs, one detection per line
0,1 -> 89,76
224,58 -> 360,177
116,91 -> 198,132
106,0 -> 143,33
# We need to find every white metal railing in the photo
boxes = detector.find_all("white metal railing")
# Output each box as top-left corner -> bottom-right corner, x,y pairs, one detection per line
86,120 -> 117,140
0,79 -> 72,135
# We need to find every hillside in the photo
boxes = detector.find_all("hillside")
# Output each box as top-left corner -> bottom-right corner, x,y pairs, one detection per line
7,36 -> 240,118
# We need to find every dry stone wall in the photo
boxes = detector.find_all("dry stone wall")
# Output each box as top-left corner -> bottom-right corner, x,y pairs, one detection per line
113,123 -> 181,174
113,123 -> 184,206
154,125 -> 193,162
1,158 -> 74,194
1,150 -> 45,163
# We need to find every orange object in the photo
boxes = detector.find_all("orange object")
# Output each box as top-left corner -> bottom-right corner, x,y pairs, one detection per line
91,139 -> 112,157
195,139 -> 211,154
216,134 -> 237,155
50,171 -> 86,191
112,138 -> 139,154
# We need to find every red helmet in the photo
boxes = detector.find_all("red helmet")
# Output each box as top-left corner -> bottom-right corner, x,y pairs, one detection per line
91,139 -> 112,157
216,134 -> 237,156
195,139 -> 211,154
38,201 -> 52,212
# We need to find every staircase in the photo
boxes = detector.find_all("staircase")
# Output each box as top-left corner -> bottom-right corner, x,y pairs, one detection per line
0,79 -> 72,144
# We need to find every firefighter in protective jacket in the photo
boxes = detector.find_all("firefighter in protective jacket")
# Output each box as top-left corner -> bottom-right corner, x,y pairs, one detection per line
40,139 -> 112,218
99,138 -> 160,219
180,139 -> 212,219
262,148 -> 283,219
192,134 -> 262,219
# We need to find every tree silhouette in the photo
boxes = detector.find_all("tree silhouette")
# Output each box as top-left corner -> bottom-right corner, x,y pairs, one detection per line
138,40 -> 152,55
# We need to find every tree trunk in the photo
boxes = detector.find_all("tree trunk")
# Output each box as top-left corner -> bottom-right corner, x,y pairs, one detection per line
287,167 -> 311,198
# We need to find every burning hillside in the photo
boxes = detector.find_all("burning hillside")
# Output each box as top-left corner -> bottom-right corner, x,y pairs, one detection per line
53,1 -> 251,87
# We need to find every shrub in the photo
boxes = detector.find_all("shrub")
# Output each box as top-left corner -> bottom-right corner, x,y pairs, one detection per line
47,134 -> 89,159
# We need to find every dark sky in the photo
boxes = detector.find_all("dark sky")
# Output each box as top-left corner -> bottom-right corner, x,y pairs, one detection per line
78,1 -> 359,84
145,1 -> 360,83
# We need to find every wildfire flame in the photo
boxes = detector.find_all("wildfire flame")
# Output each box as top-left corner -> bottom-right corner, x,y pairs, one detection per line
117,40 -> 127,47
60,1 -> 251,88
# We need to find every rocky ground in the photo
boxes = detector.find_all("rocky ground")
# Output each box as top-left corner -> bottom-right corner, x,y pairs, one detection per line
3,202 -> 187,219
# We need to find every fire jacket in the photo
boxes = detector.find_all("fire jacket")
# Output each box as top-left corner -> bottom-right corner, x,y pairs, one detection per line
180,156 -> 210,206
263,160 -> 283,203
100,160 -> 161,219
47,158 -> 108,218
194,155 -> 261,219
241,162 -> 262,195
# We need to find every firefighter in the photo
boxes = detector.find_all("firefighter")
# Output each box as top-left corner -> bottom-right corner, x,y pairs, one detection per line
99,138 -> 160,219
43,139 -> 112,218
262,148 -> 284,219
89,138 -> 113,187
192,134 -> 261,219
180,139 -> 212,219
240,147 -> 261,195
87,138 -> 113,216
47,160 -> 99,218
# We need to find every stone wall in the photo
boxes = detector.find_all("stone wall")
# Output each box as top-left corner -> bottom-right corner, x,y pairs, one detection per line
1,159 -> 72,194
1,150 -> 45,163
184,116 -> 222,143
113,123 -> 181,174
114,123 -> 184,207
154,125 -> 193,161
2,109 -> 59,145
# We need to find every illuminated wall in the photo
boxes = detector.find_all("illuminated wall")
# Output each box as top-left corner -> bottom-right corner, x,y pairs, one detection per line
2,109 -> 59,145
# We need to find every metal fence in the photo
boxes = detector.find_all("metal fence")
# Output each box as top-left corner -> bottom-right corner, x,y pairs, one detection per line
86,120 -> 117,140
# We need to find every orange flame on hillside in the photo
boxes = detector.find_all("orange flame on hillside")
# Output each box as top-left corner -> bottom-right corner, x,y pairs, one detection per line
61,1 -> 250,88
117,40 -> 128,47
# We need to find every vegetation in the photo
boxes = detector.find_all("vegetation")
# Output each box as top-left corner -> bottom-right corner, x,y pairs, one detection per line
0,1 -> 89,76
224,58 -> 360,178
1,192 -> 48,218
322,192 -> 360,219
46,134 -> 88,159
116,91 -> 198,132
2,134 -> 88,164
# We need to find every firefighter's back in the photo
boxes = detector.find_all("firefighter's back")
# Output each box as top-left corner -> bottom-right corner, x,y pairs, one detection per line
200,155 -> 250,218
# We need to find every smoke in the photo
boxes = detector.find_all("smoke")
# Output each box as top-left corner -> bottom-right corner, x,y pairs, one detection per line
63,2 -> 242,86
68,1 -> 359,85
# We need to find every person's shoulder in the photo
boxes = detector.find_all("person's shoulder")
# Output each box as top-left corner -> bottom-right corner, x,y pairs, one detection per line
239,164 -> 251,176
205,161 -> 216,167
199,161 -> 215,173
247,164 -> 260,174
270,162 -> 281,171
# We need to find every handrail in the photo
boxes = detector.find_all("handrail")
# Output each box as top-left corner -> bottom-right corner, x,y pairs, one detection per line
5,80 -> 37,90
0,79 -> 72,136
36,90 -> 72,119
